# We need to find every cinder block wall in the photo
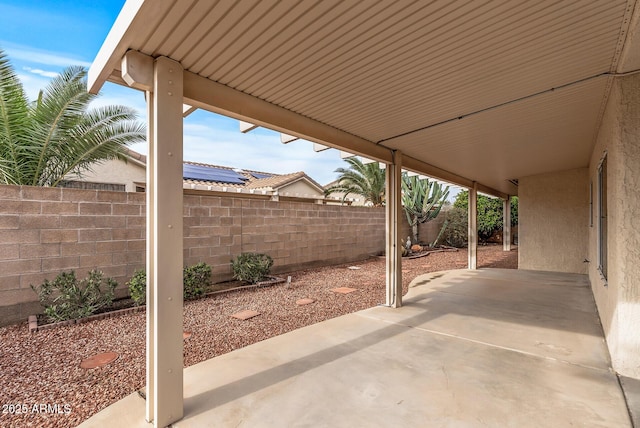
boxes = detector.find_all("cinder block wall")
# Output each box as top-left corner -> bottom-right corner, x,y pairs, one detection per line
182,194 -> 387,277
0,185 -> 387,325
0,185 -> 146,324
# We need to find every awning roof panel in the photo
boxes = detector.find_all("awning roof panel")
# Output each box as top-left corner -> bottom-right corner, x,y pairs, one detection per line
89,0 -> 638,196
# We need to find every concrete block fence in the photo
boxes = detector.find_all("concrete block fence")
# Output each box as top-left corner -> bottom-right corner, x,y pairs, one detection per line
0,185 -> 392,325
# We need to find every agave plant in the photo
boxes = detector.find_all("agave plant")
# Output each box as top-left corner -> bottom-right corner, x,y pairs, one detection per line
0,48 -> 145,187
402,174 -> 450,245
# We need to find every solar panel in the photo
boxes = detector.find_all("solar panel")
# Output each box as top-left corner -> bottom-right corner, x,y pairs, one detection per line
183,164 -> 248,184
250,172 -> 273,179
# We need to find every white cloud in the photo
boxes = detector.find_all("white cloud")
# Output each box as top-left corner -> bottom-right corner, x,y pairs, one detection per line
23,66 -> 58,78
2,41 -> 91,68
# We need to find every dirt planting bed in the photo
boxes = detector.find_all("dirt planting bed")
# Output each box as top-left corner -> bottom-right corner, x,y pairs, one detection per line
0,245 -> 517,428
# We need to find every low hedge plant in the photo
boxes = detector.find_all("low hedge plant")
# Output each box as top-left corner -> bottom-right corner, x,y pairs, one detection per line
31,270 -> 117,323
231,253 -> 274,284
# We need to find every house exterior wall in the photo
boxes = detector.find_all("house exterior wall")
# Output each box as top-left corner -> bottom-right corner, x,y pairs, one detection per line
278,180 -> 324,199
518,168 -> 589,274
588,73 -> 640,379
71,158 -> 146,192
0,185 -> 386,326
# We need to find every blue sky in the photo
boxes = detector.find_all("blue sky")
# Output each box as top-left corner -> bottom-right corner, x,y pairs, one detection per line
0,0 -> 348,184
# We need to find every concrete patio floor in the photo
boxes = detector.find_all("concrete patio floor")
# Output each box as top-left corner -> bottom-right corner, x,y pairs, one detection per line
80,268 -> 632,427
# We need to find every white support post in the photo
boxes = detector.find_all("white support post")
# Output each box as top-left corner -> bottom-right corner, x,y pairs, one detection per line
148,56 -> 184,426
386,150 -> 403,308
145,89 -> 155,423
468,182 -> 478,269
503,196 -> 512,252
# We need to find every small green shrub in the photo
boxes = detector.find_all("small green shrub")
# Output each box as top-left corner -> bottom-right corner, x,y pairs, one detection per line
127,269 -> 146,306
31,270 -> 117,323
125,262 -> 213,303
231,253 -> 274,284
183,262 -> 212,300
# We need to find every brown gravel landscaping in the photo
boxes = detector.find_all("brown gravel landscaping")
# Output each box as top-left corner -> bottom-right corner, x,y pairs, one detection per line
0,245 -> 517,428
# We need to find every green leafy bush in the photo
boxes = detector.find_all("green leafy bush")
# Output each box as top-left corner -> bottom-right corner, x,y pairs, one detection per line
231,253 -> 274,284
31,270 -> 117,323
127,269 -> 146,306
453,192 -> 518,242
183,262 -> 212,300
125,262 -> 213,303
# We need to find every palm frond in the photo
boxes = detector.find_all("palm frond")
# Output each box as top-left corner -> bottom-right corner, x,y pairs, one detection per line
326,157 -> 385,206
29,66 -> 92,185
0,50 -> 146,187
0,48 -> 30,184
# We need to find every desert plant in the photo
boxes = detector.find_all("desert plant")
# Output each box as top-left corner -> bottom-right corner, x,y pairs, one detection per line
231,253 -> 274,284
183,262 -> 212,300
127,269 -> 146,306
31,270 -> 117,323
436,207 -> 469,248
401,174 -> 450,244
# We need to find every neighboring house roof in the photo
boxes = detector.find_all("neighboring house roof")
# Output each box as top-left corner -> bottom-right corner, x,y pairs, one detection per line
122,147 -> 147,166
118,149 -> 325,199
246,171 -> 324,193
181,161 -> 324,194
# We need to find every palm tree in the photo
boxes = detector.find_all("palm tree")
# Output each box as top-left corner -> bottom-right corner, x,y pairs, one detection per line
0,48 -> 145,187
325,157 -> 386,206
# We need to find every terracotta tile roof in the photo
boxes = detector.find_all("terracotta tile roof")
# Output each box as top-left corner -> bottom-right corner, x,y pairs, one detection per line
123,150 -> 323,194
247,171 -> 311,190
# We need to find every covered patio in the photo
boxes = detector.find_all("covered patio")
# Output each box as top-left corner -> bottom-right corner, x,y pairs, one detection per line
85,1 -> 640,426
80,268 -> 631,427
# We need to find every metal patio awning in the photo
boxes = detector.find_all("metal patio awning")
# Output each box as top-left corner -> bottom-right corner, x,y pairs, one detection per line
89,1 -> 639,197
86,2 -> 640,426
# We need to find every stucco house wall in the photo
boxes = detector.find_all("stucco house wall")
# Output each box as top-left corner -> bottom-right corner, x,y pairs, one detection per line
277,179 -> 324,199
518,168 -> 589,274
519,73 -> 640,379
72,157 -> 146,192
588,73 -> 640,379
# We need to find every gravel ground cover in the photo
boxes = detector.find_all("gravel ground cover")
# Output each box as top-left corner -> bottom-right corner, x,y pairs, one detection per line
0,245 -> 517,428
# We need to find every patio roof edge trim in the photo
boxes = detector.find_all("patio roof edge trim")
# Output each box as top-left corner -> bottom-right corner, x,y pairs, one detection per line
87,0 -> 146,94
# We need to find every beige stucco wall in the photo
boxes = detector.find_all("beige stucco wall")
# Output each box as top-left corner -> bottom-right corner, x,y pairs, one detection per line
278,179 -> 324,199
518,168 -> 588,274
588,73 -> 640,379
75,158 -> 146,192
